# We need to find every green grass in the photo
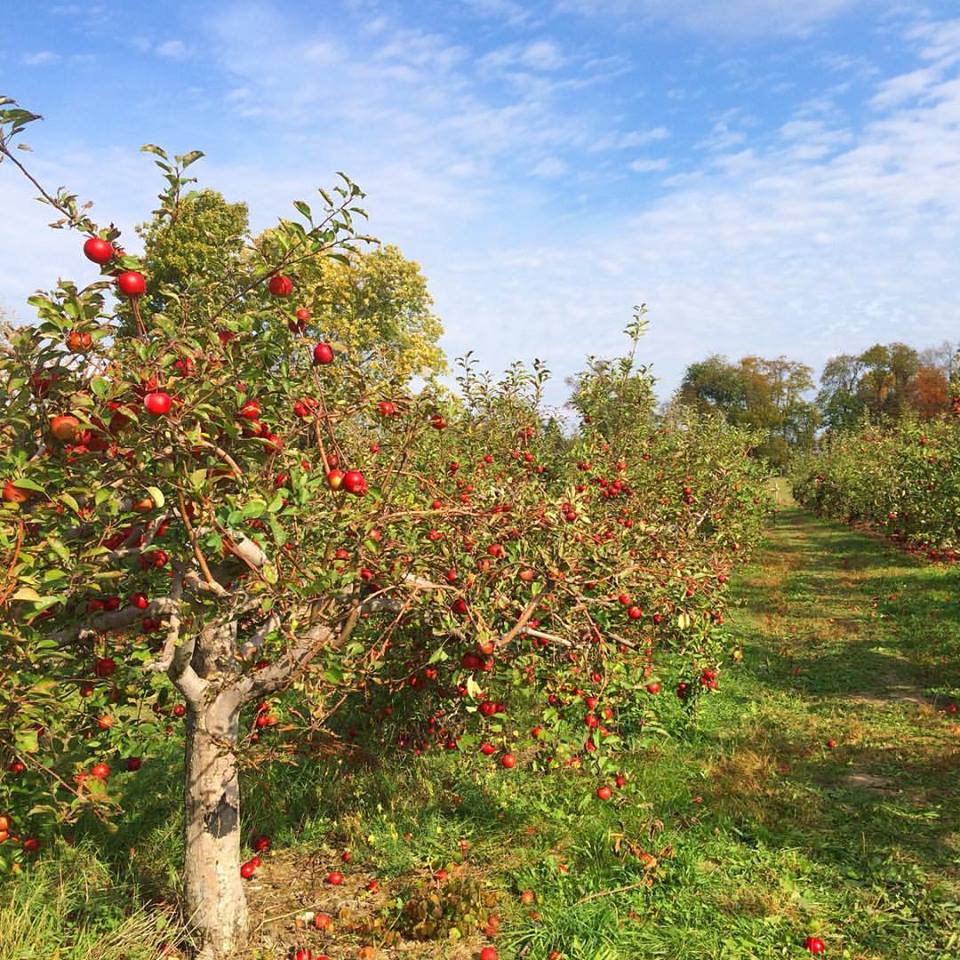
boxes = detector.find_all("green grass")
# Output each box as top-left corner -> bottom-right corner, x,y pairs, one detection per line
4,503 -> 960,959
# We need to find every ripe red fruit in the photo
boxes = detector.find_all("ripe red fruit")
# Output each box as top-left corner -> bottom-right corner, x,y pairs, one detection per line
596,785 -> 612,801
130,592 -> 149,610
2,481 -> 31,505
479,948 -> 499,960
94,657 -> 117,678
627,605 -> 643,620
237,400 -> 262,420
8,760 -> 26,775
126,757 -> 142,772
253,835 -> 271,853
327,469 -> 345,491
116,271 -> 146,297
90,762 -> 110,780
66,330 -> 93,352
342,470 -> 367,496
143,391 -> 172,416
313,342 -> 335,365
295,307 -> 311,322
50,414 -> 80,443
240,860 -> 257,879
378,400 -> 398,417
500,753 -> 516,769
826,739 -> 837,750
804,937 -> 826,954
326,870 -> 344,885
83,237 -> 114,264
480,742 -> 496,755
268,275 -> 293,297
313,912 -> 333,930
22,837 -> 40,854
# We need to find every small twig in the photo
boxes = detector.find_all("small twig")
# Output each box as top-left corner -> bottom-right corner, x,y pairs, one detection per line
574,880 -> 649,905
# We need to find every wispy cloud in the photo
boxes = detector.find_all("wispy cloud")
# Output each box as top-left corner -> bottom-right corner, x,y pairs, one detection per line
21,51 -> 61,66
156,39 -> 189,59
556,0 -> 869,37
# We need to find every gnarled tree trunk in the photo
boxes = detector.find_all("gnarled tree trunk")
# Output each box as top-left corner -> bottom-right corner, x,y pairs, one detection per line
183,699 -> 248,958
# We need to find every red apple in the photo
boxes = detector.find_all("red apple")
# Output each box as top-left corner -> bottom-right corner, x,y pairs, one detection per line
240,860 -> 257,879
237,400 -> 262,420
804,937 -> 826,954
313,342 -> 334,365
117,271 -> 146,297
143,392 -> 172,416
50,414 -> 80,442
126,757 -> 142,772
94,657 -> 117,678
596,785 -> 612,801
326,870 -> 344,885
268,275 -> 293,297
2,481 -> 31,505
342,470 -> 367,496
90,762 -> 110,780
83,237 -> 114,264
500,753 -> 516,769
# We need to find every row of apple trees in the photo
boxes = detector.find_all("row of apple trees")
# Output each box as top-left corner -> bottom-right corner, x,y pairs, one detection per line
792,412 -> 960,559
0,98 -> 772,956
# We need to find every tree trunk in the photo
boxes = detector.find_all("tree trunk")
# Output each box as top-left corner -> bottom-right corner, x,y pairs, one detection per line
183,704 -> 248,958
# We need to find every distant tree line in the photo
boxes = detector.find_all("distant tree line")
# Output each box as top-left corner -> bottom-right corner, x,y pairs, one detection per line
672,340 -> 960,469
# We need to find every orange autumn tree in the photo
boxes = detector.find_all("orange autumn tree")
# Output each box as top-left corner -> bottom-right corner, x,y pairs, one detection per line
0,98 -> 770,958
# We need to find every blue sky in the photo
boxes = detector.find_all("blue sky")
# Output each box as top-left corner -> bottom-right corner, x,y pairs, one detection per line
2,1 -> 960,405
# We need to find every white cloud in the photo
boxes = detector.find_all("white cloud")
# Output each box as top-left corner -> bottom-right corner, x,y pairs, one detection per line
532,156 -> 569,177
629,157 -> 669,172
156,39 -> 189,59
557,0 -> 869,37
520,40 -> 565,70
21,51 -> 61,66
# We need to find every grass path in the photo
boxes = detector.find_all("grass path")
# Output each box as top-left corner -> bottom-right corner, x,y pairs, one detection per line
699,502 -> 960,957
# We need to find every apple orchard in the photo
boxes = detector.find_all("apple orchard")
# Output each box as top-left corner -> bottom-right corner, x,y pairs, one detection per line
0,99 -> 771,958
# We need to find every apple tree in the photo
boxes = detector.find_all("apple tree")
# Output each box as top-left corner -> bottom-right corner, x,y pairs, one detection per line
0,98 -> 771,959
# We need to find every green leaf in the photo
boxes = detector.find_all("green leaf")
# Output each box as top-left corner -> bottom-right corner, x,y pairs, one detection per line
146,486 -> 165,509
324,666 -> 345,685
14,729 -> 38,754
10,477 -> 44,493
91,377 -> 111,398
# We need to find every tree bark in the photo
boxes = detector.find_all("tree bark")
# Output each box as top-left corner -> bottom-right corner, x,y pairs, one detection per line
182,702 -> 248,959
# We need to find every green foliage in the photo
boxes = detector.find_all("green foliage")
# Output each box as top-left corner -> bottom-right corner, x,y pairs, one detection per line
676,353 -> 818,469
139,187 -> 250,302
791,415 -> 960,552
